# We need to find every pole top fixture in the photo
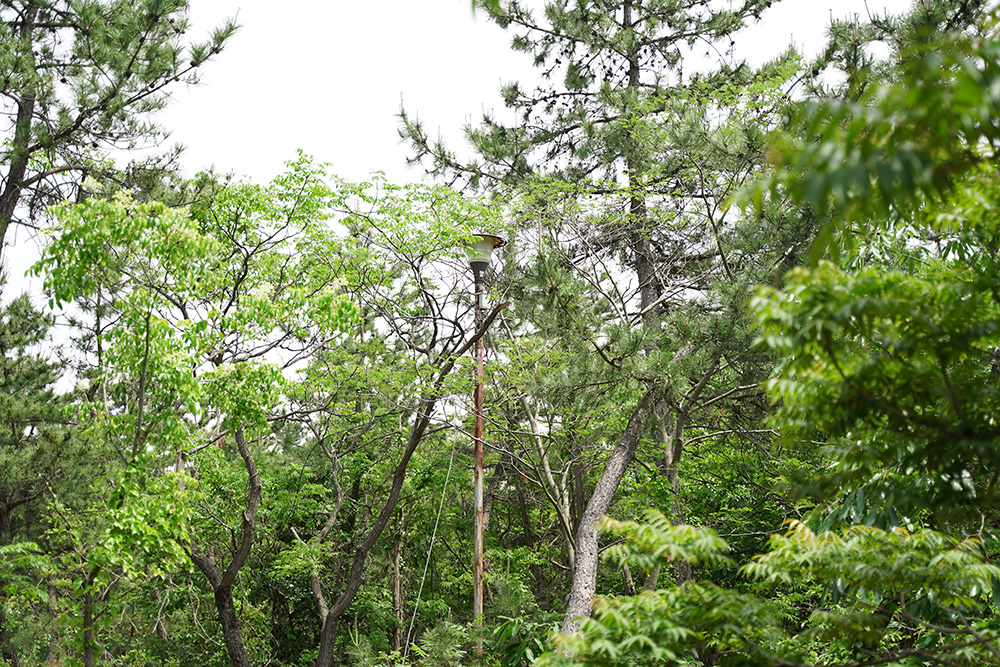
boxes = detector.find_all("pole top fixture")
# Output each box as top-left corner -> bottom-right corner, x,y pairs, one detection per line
467,233 -> 506,269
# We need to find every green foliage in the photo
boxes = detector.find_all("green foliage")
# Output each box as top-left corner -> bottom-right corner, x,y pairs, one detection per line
487,548 -> 542,618
753,250 -> 1000,516
747,8 -> 1000,260
19,151 -> 519,666
101,470 -> 199,578
747,520 -> 1000,617
493,614 -> 560,667
411,620 -> 468,667
409,0 -> 813,647
21,3 -> 1000,665
0,541 -> 49,601
403,0 -> 787,189
531,5 -> 1000,667
0,292 -> 63,528
749,10 -> 1000,521
600,510 -> 733,574
347,628 -> 385,667
537,514 -> 1000,667
536,513 -> 782,667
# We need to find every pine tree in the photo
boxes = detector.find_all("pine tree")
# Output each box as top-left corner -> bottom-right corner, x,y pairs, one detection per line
0,0 -> 236,257
0,292 -> 62,538
0,290 -> 65,667
402,0 -> 798,633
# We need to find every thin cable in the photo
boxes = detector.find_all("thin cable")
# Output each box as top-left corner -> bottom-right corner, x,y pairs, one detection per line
402,440 -> 457,662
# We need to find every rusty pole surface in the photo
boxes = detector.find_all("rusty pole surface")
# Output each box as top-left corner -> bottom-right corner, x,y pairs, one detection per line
472,268 -> 486,654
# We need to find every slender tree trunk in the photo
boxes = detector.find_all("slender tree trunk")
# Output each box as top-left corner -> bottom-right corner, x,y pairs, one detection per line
315,615 -> 340,667
482,460 -> 503,533
311,303 -> 508,667
0,3 -> 39,252
666,464 -> 693,584
187,426 -> 262,667
660,361 -> 718,586
570,439 -> 586,534
642,565 -> 661,591
621,563 -> 637,596
314,402 -> 430,667
511,464 -> 546,593
645,428 -> 691,587
521,398 -> 576,571
82,590 -> 95,667
190,554 -> 256,667
214,587 -> 252,667
561,390 -> 656,634
269,587 -> 287,662
392,525 -> 406,652
513,464 -> 537,548
664,355 -> 721,589
344,473 -> 361,536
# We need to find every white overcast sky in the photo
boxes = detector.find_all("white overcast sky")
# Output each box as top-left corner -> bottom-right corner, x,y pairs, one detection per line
159,0 -> 915,186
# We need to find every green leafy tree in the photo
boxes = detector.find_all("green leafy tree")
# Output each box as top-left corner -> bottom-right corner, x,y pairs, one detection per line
536,512 -> 1000,666
32,155 -> 356,667
270,178 -> 507,667
752,4 -> 1000,521
30,156 -> 516,667
0,292 -> 62,540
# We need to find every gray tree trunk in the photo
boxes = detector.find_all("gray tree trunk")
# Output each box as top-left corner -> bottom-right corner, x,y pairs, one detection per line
561,390 -> 656,634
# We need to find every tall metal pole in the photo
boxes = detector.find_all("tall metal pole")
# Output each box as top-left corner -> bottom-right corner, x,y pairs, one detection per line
468,233 -> 503,657
472,261 -> 486,655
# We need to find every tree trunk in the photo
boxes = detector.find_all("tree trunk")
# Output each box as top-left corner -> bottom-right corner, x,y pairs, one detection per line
520,397 -> 576,571
82,590 -> 95,667
666,463 -> 693,584
512,464 -> 546,594
658,361 -> 718,586
187,426 -> 262,667
570,439 -> 586,535
0,3 -> 38,252
621,563 -> 637,596
561,389 -> 656,635
314,397 -> 433,667
642,565 -> 661,591
512,463 -> 537,548
482,460 -> 503,533
269,587 -> 288,663
215,587 -> 252,667
392,520 -> 406,652
560,0 -> 667,626
188,553 -> 256,667
315,614 -> 339,667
